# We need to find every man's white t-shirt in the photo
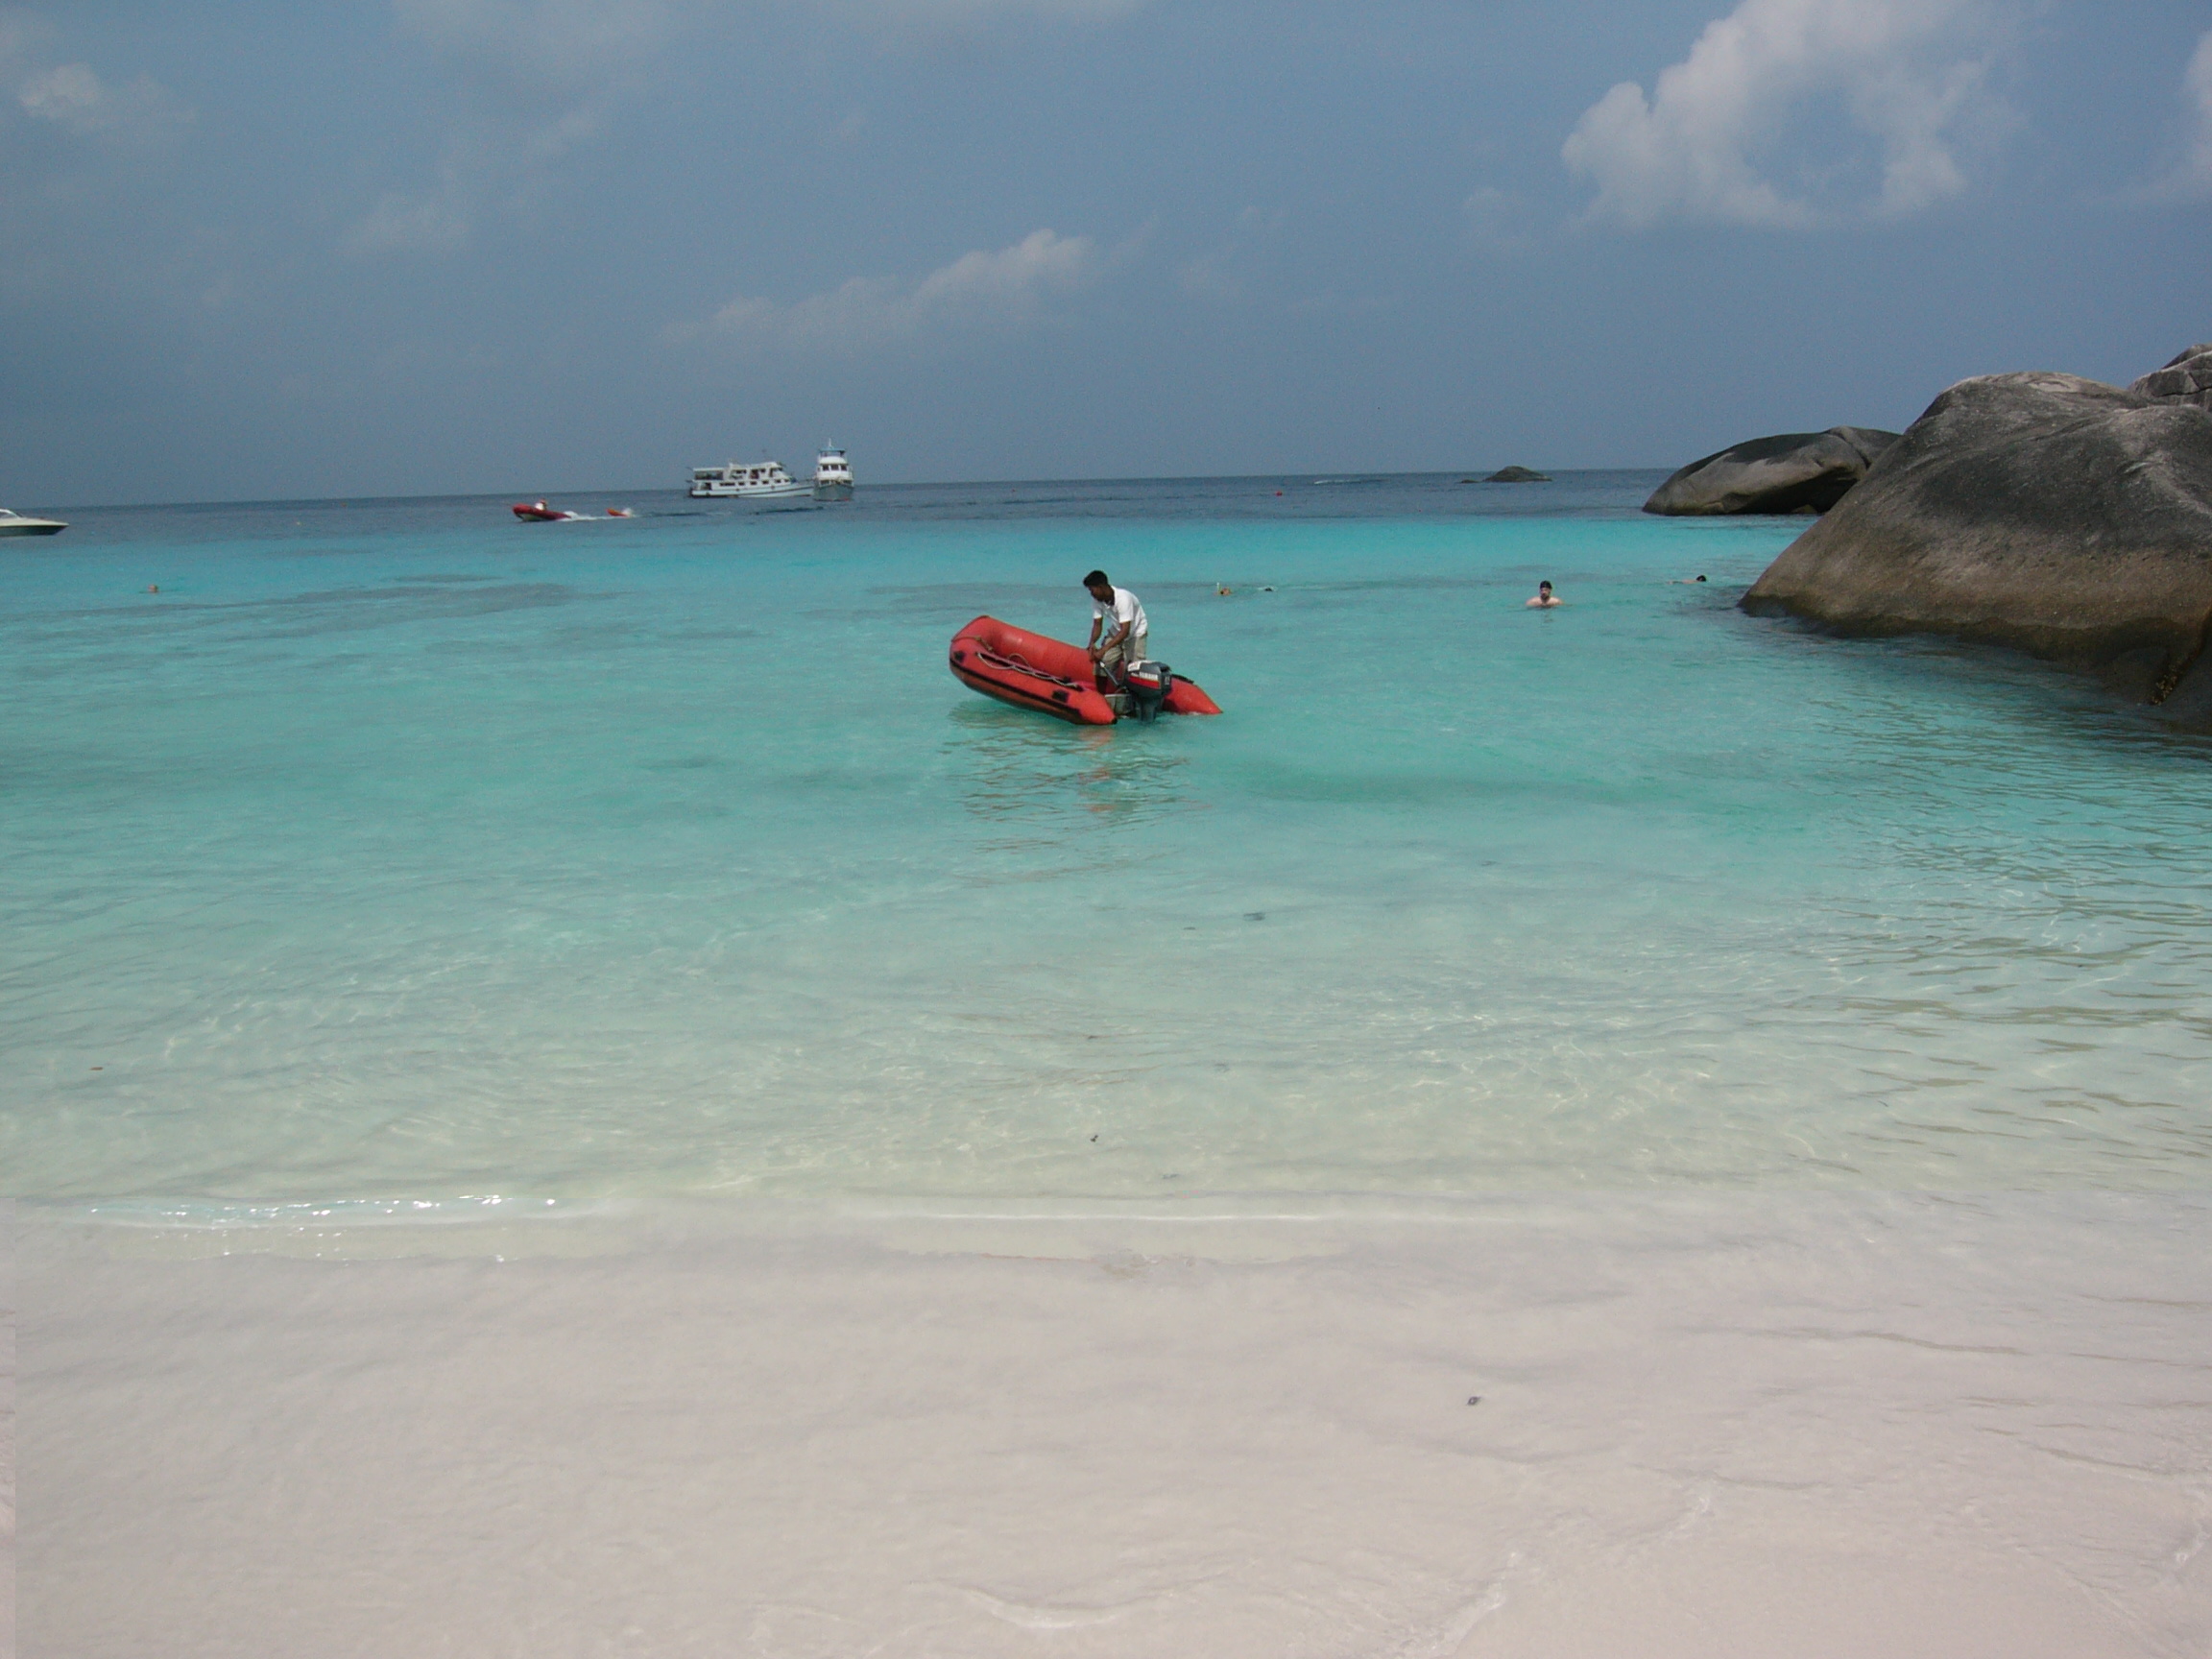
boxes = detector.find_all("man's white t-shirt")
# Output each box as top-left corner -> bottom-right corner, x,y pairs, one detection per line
1093,587 -> 1146,643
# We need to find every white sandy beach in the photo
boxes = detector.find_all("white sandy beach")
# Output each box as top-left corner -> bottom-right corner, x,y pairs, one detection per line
16,1193 -> 2210,1657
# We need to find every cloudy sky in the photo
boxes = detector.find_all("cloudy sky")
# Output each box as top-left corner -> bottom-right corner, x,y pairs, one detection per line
4,0 -> 2208,502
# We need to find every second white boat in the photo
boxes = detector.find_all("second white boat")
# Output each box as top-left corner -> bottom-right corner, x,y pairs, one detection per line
812,448 -> 854,500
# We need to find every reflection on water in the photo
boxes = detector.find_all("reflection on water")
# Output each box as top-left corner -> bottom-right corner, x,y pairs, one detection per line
948,703 -> 1192,837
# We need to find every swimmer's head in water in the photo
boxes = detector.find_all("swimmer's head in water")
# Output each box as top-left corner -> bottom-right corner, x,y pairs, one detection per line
1538,581 -> 1552,595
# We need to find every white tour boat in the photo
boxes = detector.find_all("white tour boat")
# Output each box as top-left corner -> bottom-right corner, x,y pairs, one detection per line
813,448 -> 854,500
687,458 -> 810,501
0,507 -> 67,536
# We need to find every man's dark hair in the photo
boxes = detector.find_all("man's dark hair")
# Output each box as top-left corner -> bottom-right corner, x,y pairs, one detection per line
1082,570 -> 1111,588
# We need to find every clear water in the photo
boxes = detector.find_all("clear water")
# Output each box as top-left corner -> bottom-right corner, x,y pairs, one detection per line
8,474 -> 2212,1219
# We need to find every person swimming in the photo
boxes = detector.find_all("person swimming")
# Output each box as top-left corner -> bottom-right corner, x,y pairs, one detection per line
1526,581 -> 1562,609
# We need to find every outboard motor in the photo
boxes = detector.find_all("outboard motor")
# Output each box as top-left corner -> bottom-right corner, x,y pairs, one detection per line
1122,659 -> 1173,722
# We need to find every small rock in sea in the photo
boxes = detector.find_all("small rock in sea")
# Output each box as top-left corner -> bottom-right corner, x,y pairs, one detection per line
1645,427 -> 1897,516
1245,911 -> 1265,921
1483,466 -> 1551,483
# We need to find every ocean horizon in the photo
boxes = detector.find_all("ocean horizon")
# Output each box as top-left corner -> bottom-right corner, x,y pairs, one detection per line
27,469 -> 1682,515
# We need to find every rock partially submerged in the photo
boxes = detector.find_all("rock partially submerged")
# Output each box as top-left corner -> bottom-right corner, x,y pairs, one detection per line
1644,426 -> 1899,516
1483,466 -> 1551,483
2130,344 -> 2212,411
1740,371 -> 2212,721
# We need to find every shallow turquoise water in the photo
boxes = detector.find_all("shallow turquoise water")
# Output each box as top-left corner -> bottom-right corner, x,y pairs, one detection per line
8,476 -> 2212,1216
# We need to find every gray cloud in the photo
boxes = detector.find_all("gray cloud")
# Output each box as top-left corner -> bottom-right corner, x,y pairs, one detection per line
680,229 -> 1100,351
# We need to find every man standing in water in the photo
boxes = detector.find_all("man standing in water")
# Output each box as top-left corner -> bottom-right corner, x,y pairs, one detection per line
1526,580 -> 1562,609
1085,570 -> 1149,670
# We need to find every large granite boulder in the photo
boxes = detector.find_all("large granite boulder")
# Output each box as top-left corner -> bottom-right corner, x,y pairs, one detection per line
1740,371 -> 2212,720
2130,343 -> 2212,411
1643,426 -> 1899,516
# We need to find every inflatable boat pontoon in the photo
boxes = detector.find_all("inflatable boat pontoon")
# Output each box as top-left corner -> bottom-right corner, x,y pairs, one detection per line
949,615 -> 1221,725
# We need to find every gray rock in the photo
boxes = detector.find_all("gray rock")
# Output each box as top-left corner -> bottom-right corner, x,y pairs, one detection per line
1740,371 -> 2212,719
1483,466 -> 1551,483
1643,426 -> 1899,516
2129,343 -> 2212,411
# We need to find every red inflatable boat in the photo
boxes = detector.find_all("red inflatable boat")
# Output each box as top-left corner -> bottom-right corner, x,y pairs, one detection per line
949,615 -> 1222,725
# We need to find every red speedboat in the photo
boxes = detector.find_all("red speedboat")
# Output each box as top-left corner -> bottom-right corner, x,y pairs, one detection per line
513,502 -> 635,521
949,615 -> 1222,725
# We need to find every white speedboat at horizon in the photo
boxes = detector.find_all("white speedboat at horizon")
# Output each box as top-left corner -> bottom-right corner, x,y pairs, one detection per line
813,447 -> 854,500
0,507 -> 67,536
687,458 -> 811,501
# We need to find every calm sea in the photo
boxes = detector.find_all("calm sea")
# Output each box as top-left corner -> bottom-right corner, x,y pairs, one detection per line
8,473 -> 2211,1223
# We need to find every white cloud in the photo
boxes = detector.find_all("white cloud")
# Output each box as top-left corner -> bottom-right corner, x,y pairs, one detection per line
344,0 -> 653,255
1561,0 -> 2008,229
1175,250 -> 1238,301
1175,205 -> 1271,301
683,229 -> 1099,351
349,0 -> 1150,254
1462,184 -> 1536,252
6,31 -> 190,149
2133,30 -> 2212,202
818,0 -> 1149,20
342,97 -> 609,256
345,173 -> 472,256
2192,32 -> 2212,183
393,0 -> 674,90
